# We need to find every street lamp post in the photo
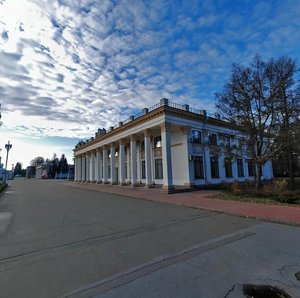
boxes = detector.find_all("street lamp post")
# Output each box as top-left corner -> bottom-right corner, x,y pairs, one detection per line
4,141 -> 12,183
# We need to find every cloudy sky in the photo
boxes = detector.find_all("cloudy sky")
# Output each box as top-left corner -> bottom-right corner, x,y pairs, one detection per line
0,0 -> 299,168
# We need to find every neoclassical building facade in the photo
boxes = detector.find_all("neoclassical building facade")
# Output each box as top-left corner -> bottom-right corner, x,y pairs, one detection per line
74,98 -> 273,192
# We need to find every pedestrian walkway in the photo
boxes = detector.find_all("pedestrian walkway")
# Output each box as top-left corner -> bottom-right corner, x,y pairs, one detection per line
65,182 -> 300,226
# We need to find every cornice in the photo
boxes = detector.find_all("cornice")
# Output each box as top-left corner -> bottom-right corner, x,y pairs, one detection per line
74,105 -> 243,153
75,106 -> 165,152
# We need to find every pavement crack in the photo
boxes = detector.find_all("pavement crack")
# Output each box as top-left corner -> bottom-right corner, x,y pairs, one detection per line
223,283 -> 242,298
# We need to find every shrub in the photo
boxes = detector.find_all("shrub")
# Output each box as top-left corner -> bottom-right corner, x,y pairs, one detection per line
275,191 -> 300,204
274,179 -> 288,193
230,181 -> 242,195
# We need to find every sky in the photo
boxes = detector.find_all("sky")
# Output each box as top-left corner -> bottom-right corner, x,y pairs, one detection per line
0,0 -> 299,169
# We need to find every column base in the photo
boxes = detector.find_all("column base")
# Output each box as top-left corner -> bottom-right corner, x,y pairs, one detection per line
145,184 -> 155,189
162,185 -> 175,192
103,181 -> 109,184
111,182 -> 118,185
119,182 -> 127,186
131,183 -> 140,187
96,180 -> 102,184
184,183 -> 194,188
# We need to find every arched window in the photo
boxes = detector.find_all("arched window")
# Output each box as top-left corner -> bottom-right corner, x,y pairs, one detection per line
154,136 -> 162,148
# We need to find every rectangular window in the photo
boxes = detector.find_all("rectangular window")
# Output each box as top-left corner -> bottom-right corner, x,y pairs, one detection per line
237,159 -> 244,177
155,159 -> 163,179
209,133 -> 218,146
141,160 -> 146,179
210,157 -> 219,178
224,158 -> 233,178
194,156 -> 204,179
248,159 -> 254,177
224,136 -> 230,147
191,130 -> 202,143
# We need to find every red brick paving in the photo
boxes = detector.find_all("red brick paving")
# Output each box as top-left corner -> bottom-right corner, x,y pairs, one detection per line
64,182 -> 300,226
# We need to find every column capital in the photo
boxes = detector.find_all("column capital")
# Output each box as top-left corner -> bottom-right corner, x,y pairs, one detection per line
160,122 -> 172,132
130,134 -> 139,142
96,147 -> 101,152
144,129 -> 152,137
119,139 -> 127,145
110,142 -> 118,149
102,145 -> 109,150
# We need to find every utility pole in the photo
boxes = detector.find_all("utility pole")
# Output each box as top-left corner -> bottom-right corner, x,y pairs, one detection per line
4,141 -> 12,183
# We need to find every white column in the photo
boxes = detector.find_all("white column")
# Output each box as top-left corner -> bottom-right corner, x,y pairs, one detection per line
232,158 -> 238,179
220,148 -> 226,180
130,136 -> 137,186
203,130 -> 211,184
126,144 -> 131,182
144,129 -> 153,187
243,158 -> 249,180
74,157 -> 78,181
161,123 -> 173,191
77,156 -> 81,181
90,151 -> 95,182
96,149 -> 102,183
103,147 -> 108,183
82,155 -> 86,182
86,154 -> 90,182
119,141 -> 126,185
79,156 -> 82,181
137,142 -> 141,183
181,126 -> 193,187
110,145 -> 117,184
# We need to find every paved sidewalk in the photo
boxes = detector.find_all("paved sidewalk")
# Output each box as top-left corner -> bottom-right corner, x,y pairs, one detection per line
65,182 -> 300,226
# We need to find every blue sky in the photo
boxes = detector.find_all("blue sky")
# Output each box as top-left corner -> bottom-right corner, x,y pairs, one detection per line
0,0 -> 299,168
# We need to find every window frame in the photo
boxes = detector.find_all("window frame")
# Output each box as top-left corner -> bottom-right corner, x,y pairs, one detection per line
194,155 -> 204,179
210,156 -> 219,178
154,158 -> 163,179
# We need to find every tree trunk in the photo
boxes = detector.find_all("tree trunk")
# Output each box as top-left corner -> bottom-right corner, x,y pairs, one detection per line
255,163 -> 262,189
287,145 -> 295,190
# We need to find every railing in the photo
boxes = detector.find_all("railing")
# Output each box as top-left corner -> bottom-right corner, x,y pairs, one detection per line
77,98 -> 230,147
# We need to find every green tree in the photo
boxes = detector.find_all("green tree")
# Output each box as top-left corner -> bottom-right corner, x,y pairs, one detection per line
58,154 -> 68,173
14,162 -> 22,176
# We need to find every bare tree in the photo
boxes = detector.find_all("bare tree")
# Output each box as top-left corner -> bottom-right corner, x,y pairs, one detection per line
216,55 -> 299,189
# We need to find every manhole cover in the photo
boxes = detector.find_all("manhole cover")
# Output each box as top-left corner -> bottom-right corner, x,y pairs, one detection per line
296,271 -> 300,281
243,284 -> 291,298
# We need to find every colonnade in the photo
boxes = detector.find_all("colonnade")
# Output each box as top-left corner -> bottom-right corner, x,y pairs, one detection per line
74,124 -> 173,190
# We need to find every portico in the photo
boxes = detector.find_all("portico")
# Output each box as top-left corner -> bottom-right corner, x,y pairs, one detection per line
74,99 -> 273,192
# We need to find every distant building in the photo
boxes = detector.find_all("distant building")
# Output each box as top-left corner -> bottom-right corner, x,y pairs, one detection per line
26,166 -> 36,178
36,165 -> 49,179
74,98 -> 273,192
67,165 -> 75,180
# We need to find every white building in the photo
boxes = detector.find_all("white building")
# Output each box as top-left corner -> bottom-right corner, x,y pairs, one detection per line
74,99 -> 273,192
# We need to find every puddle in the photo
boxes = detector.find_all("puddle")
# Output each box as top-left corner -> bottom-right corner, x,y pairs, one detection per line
243,284 -> 292,298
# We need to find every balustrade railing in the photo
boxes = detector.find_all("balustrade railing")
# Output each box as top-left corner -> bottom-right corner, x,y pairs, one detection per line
77,99 -> 230,147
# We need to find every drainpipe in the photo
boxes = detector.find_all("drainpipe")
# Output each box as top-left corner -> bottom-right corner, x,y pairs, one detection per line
202,116 -> 208,187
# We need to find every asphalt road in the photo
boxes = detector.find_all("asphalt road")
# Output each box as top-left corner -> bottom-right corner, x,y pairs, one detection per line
0,179 -> 299,298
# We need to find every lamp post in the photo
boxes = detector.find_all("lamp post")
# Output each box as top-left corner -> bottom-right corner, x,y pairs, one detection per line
4,141 -> 12,183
